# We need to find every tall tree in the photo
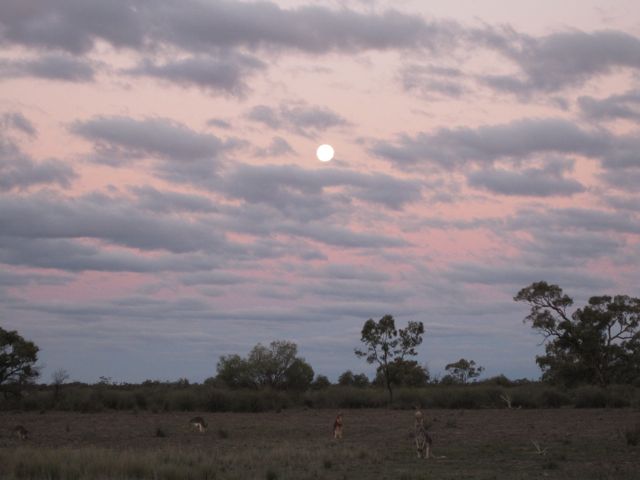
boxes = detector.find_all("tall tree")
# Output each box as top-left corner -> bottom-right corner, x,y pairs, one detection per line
444,358 -> 484,384
515,281 -> 640,386
216,340 -> 314,390
0,327 -> 39,398
355,314 -> 424,404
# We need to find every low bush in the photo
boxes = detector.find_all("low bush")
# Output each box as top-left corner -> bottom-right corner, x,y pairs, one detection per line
539,388 -> 571,408
2,381 -> 639,412
574,386 -> 608,408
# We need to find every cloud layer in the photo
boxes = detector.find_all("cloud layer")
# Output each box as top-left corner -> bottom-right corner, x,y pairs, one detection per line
1,0 -> 639,384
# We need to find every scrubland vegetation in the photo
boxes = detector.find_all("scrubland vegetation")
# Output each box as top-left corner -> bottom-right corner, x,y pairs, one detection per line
1,281 -> 639,478
3,378 -> 640,414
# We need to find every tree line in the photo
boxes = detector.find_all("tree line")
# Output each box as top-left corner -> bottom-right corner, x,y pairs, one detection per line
2,281 -> 639,403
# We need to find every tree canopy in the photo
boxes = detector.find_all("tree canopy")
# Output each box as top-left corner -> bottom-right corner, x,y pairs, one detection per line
373,359 -> 429,388
355,314 -> 424,403
443,358 -> 484,384
0,326 -> 39,397
515,281 -> 640,386
216,340 -> 314,390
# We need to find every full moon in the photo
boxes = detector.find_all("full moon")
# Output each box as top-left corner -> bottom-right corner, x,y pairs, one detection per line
316,144 -> 334,162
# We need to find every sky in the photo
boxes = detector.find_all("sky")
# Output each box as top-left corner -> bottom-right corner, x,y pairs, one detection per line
1,0 -> 640,384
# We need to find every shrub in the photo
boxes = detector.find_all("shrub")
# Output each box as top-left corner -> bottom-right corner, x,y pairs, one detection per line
266,468 -> 278,480
574,386 -> 607,408
509,389 -> 540,409
539,388 -> 571,408
623,424 -> 640,446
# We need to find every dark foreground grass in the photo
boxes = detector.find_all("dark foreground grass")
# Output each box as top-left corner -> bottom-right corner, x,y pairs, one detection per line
1,409 -> 639,479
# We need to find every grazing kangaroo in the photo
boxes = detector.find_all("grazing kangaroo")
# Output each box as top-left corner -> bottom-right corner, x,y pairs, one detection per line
14,425 -> 29,441
414,409 -> 432,459
189,416 -> 207,433
333,413 -> 344,439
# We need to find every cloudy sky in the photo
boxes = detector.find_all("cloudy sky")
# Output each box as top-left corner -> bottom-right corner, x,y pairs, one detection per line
1,0 -> 639,383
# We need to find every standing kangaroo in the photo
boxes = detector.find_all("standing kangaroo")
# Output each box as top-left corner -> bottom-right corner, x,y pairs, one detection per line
414,410 -> 432,459
189,416 -> 207,433
333,413 -> 344,439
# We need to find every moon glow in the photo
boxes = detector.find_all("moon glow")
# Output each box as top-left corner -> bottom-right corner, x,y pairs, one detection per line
316,144 -> 335,162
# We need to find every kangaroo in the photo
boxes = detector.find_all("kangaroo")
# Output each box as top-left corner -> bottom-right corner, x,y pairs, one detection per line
414,409 -> 432,459
14,425 -> 29,441
333,413 -> 344,439
189,416 -> 207,433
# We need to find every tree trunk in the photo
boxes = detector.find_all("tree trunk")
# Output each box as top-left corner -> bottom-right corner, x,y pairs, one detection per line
385,370 -> 393,405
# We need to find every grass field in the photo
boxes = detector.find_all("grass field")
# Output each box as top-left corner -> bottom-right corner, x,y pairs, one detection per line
1,408 -> 639,479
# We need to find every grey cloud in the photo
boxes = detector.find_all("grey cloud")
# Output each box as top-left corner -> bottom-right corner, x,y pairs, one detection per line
247,102 -> 348,138
344,172 -> 423,210
477,29 -> 640,94
2,112 -> 36,136
130,186 -> 218,214
0,192 -> 227,254
142,1 -> 457,54
71,116 -> 227,162
0,134 -> 76,191
220,163 -> 422,221
247,105 -> 281,129
221,166 -> 339,222
601,164 -> 640,191
519,230 -> 625,267
206,118 -> 232,129
0,235 -> 222,273
71,116 -> 247,188
255,137 -> 296,157
508,207 -> 640,235
578,90 -> 640,122
0,270 -> 72,287
443,262 -> 611,291
602,194 -> 640,211
400,64 -> 467,98
467,158 -> 586,197
0,0 -> 456,55
0,236 -> 158,272
304,279 -> 412,302
371,118 -> 605,170
218,201 -> 406,250
303,264 -> 391,282
0,53 -> 95,81
180,271 -> 247,286
124,53 -> 266,97
0,155 -> 76,191
281,222 -> 406,249
0,0 -> 144,54
418,205 -> 640,242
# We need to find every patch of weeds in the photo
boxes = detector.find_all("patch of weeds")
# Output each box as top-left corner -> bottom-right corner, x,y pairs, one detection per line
357,450 -> 367,459
445,418 -> 457,428
623,424 -> 640,446
551,452 -> 568,462
217,428 -> 230,439
542,460 -> 559,470
323,459 -> 332,469
265,468 -> 278,480
155,426 -> 167,438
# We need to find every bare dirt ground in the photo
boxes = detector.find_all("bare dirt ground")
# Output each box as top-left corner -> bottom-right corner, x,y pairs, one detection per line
1,408 -> 639,479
